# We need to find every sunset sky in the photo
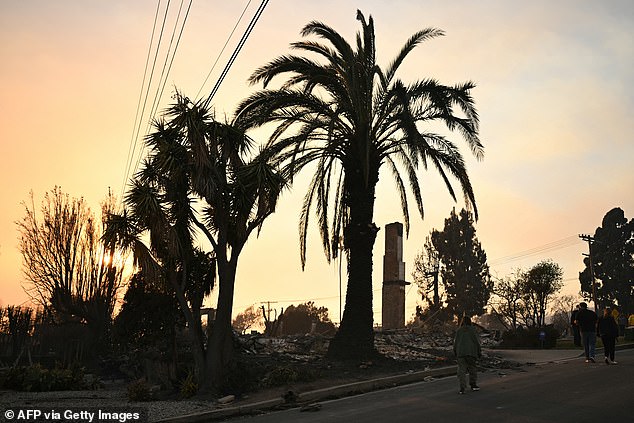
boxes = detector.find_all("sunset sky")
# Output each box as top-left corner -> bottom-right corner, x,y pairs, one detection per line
1,1 -> 632,323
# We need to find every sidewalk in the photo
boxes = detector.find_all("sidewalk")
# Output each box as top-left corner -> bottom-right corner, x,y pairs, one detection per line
156,343 -> 634,423
491,342 -> 634,365
487,348 -> 582,364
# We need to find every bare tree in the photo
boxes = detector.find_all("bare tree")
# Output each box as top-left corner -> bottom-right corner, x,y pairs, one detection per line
232,305 -> 264,334
17,187 -> 128,344
549,294 -> 580,335
412,236 -> 442,313
490,270 -> 526,331
490,261 -> 564,330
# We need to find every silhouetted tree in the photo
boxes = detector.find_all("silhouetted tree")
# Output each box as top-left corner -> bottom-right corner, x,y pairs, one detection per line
104,92 -> 286,393
281,302 -> 336,336
236,11 -> 482,359
431,208 -> 492,319
491,262 -> 564,330
17,187 -> 127,347
113,273 -> 181,350
490,270 -> 526,331
232,305 -> 264,334
579,207 -> 634,313
521,260 -> 563,327
412,236 -> 443,313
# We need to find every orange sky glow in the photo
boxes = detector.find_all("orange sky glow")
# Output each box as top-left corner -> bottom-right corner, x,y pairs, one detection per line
1,1 -> 633,322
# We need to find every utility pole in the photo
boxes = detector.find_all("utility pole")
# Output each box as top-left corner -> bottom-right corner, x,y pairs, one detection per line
261,301 -> 278,322
579,234 -> 598,312
425,257 -> 440,311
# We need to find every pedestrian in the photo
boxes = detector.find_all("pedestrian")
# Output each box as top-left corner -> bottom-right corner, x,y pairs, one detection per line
453,315 -> 481,394
575,302 -> 598,363
597,307 -> 619,365
570,305 -> 581,347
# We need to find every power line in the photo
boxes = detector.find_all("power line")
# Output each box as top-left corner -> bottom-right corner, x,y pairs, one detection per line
196,0 -> 254,100
120,0 -> 268,205
146,0 -> 193,133
489,235 -> 580,266
120,0 -> 164,205
204,0 -> 270,106
120,0 -> 194,207
132,0 -> 194,179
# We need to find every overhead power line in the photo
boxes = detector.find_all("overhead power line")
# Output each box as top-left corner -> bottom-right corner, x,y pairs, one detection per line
132,0 -> 193,179
120,0 -> 268,206
146,0 -> 193,132
204,0 -> 270,106
196,0 -> 254,100
120,0 -> 164,205
489,235 -> 581,267
120,0 -> 193,205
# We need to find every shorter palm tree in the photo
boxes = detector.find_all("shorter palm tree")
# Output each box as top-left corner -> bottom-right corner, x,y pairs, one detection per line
105,92 -> 286,392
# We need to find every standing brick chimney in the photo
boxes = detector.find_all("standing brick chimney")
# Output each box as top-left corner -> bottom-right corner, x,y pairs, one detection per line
381,222 -> 409,330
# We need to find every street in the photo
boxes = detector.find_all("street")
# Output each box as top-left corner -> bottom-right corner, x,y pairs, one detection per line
230,348 -> 633,422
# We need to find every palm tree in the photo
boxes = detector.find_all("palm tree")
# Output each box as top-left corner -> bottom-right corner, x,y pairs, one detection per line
104,91 -> 286,392
235,11 -> 483,359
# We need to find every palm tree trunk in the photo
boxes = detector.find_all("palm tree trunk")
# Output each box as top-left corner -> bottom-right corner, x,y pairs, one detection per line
168,270 -> 207,389
328,176 -> 379,360
204,258 -> 237,392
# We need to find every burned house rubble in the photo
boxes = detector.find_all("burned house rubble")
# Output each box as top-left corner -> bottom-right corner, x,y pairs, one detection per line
234,326 -> 519,373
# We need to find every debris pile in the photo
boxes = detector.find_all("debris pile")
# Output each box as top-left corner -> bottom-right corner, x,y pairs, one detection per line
235,326 -> 516,372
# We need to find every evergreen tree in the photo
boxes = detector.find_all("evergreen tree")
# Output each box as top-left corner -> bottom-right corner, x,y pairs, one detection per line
579,207 -> 634,313
431,208 -> 492,319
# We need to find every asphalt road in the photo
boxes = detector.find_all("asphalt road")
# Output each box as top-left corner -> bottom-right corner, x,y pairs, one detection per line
230,348 -> 633,423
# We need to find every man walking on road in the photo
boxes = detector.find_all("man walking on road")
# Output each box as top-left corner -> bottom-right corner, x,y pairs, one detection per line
575,302 -> 598,363
453,316 -> 481,394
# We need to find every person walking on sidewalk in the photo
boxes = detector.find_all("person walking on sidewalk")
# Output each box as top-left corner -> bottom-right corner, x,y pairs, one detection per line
597,306 -> 619,365
453,316 -> 481,394
575,302 -> 598,363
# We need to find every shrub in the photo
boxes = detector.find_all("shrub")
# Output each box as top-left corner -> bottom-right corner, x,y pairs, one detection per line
0,363 -> 86,392
127,379 -> 152,402
500,325 -> 559,349
178,371 -> 197,399
262,365 -> 318,388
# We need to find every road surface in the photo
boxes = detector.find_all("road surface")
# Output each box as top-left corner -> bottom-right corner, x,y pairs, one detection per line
230,348 -> 633,422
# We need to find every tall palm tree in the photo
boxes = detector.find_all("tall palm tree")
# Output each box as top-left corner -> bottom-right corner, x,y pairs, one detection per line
235,11 -> 483,359
105,91 -> 286,392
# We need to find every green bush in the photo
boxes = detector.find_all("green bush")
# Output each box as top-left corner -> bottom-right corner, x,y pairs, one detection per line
178,371 -> 197,399
0,363 -> 87,392
262,365 -> 319,388
127,379 -> 152,402
501,325 -> 559,349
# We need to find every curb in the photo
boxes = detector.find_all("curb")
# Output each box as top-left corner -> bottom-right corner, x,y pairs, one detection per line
155,366 -> 456,422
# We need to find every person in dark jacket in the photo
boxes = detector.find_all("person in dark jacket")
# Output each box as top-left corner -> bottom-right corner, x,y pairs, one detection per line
575,302 -> 598,363
453,316 -> 481,394
597,306 -> 619,365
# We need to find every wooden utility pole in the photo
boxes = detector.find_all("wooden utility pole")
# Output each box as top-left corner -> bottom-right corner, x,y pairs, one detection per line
579,234 -> 597,312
